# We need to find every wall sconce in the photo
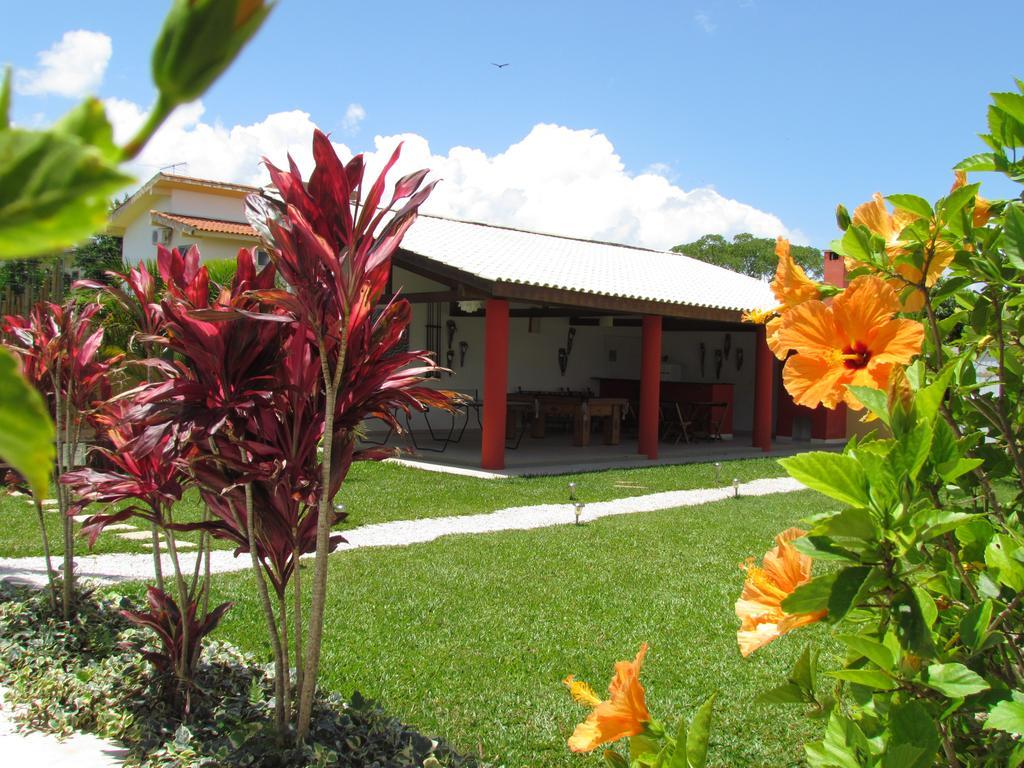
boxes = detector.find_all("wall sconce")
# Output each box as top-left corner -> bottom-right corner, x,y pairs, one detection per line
457,300 -> 484,314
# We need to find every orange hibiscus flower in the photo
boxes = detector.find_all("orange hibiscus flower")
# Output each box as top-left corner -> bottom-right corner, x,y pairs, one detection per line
736,528 -> 825,657
563,643 -> 652,753
741,237 -> 824,358
771,275 -> 924,410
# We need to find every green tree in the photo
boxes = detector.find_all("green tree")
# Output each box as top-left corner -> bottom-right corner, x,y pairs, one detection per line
70,234 -> 123,284
673,233 -> 823,280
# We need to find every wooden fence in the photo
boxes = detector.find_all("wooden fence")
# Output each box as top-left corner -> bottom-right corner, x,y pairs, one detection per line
0,254 -> 70,317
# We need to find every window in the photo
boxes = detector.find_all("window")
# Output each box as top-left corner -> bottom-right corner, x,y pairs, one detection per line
256,248 -> 270,267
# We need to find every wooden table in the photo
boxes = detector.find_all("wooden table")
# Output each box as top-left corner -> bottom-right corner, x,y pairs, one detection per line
507,393 -> 628,446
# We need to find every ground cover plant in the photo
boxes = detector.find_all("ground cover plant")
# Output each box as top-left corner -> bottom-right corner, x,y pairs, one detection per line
0,580 -> 478,768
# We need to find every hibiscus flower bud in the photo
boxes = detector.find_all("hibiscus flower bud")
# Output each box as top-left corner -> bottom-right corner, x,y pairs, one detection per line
152,0 -> 273,108
835,203 -> 852,232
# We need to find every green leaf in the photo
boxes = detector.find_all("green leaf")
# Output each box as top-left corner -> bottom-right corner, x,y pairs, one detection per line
0,348 -> 55,498
839,225 -> 874,264
53,98 -> 120,163
604,750 -> 630,768
940,181 -> 981,222
914,367 -> 954,426
828,668 -> 897,690
0,126 -> 133,260
886,194 -> 933,220
779,452 -> 870,507
1003,204 -> 1024,271
937,456 -> 983,481
756,681 -> 809,705
837,634 -> 895,671
896,421 -> 933,483
782,571 -> 837,615
910,508 -> 977,541
669,713 -> 688,768
955,152 -> 999,172
685,692 -> 716,768
812,507 -> 878,541
960,600 -> 993,653
993,92 -> 1024,127
782,566 -> 871,621
847,385 -> 889,426
805,711 -> 868,768
925,663 -> 990,698
826,566 -> 872,621
892,587 -> 936,657
886,700 -> 939,768
986,700 -> 1024,736
986,535 -> 1024,591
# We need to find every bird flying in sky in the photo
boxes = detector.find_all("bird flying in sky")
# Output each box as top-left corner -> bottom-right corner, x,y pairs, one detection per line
491,62 -> 510,68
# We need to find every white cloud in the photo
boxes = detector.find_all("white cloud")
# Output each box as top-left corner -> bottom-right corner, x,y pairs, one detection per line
107,100 -> 801,249
342,103 -> 366,133
16,30 -> 112,98
694,12 -> 717,34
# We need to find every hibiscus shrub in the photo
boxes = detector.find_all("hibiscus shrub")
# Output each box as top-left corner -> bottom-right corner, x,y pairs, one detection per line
563,81 -> 1024,767
737,83 -> 1024,768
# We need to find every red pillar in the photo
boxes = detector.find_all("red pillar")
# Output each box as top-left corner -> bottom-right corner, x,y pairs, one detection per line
811,250 -> 848,441
481,299 -> 509,470
638,316 -> 662,459
752,325 -> 773,452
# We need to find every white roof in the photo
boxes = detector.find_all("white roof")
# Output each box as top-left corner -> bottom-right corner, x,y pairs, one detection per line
401,214 -> 776,314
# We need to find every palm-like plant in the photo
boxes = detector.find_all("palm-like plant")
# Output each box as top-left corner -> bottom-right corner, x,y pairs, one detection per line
2,299 -> 119,617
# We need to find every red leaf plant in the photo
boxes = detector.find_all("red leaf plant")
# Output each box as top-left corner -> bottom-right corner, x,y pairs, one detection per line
2,298 -> 120,618
120,585 -> 232,711
234,131 -> 458,741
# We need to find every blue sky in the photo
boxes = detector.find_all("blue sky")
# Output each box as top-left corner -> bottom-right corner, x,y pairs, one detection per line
3,1 -> 1020,250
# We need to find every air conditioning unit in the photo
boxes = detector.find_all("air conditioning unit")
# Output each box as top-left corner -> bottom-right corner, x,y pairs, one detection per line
152,227 -> 172,245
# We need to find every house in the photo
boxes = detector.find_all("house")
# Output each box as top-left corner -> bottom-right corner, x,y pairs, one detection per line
108,173 -> 267,266
110,172 -> 848,471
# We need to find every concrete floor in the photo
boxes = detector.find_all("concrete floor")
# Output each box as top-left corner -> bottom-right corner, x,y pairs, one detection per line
367,426 -> 826,478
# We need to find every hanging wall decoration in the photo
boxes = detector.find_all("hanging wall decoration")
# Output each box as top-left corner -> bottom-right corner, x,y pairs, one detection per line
699,342 -> 706,378
446,348 -> 455,372
735,347 -> 744,371
446,319 -> 457,350
723,333 -> 732,360
459,340 -> 468,367
714,349 -> 723,380
566,326 -> 576,355
558,347 -> 569,376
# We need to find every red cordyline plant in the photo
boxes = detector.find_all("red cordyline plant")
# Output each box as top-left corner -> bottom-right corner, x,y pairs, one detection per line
76,260 -> 170,563
2,299 -> 119,618
237,130 -> 458,740
119,586 -> 232,711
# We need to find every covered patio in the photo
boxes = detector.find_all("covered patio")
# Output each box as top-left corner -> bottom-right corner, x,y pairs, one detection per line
363,213 -> 788,471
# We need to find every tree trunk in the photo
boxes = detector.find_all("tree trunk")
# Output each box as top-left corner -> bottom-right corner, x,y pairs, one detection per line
244,483 -> 288,739
34,497 -> 57,613
296,381 -> 338,739
292,537 -> 304,709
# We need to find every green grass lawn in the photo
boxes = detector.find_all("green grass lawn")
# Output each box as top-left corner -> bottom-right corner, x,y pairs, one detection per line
206,488 -> 837,768
0,456 -> 787,559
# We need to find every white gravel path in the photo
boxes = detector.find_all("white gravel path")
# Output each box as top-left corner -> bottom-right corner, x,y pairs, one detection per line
0,476 -> 805,588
